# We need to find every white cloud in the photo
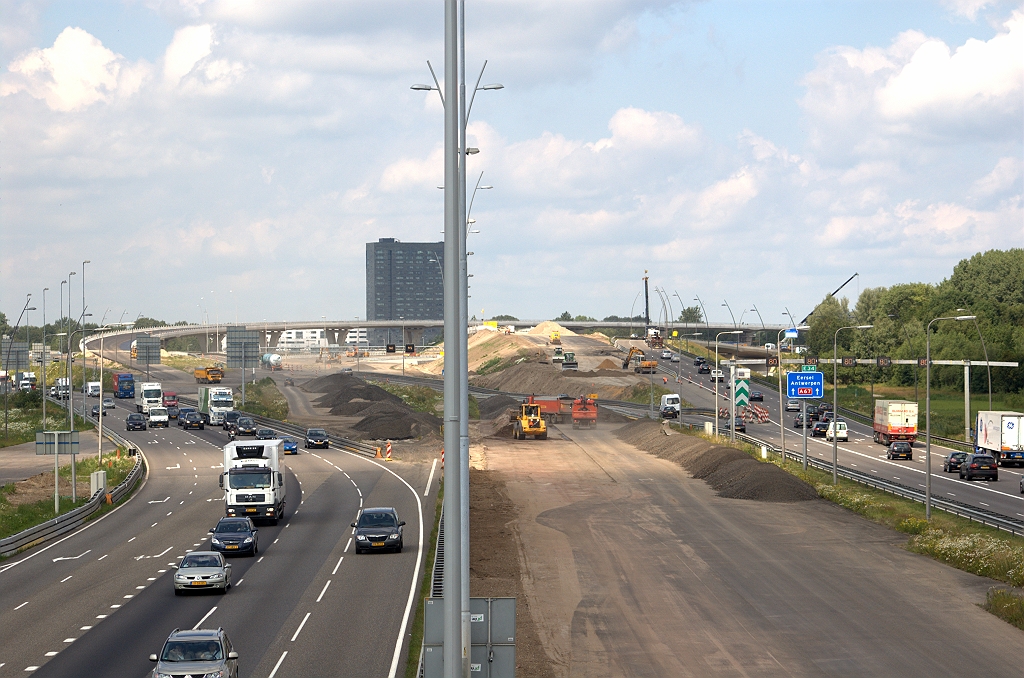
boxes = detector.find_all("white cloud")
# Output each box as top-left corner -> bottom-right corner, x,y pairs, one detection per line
971,156 -> 1023,198
163,24 -> 213,85
940,0 -> 996,20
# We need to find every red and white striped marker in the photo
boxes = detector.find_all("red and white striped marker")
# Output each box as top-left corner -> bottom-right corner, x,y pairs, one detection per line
440,447 -> 445,469
385,440 -> 393,461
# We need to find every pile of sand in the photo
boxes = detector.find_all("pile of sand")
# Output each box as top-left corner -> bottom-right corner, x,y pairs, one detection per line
471,362 -> 641,401
615,420 -> 817,502
415,330 -> 545,376
478,394 -> 521,420
302,373 -> 441,440
596,358 -> 621,370
527,321 -> 576,337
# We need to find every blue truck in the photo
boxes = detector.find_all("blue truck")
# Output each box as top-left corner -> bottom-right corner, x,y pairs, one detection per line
113,373 -> 135,399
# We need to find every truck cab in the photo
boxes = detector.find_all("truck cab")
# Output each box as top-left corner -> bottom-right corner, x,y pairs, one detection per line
221,440 -> 286,523
162,392 -> 178,407
135,382 -> 163,414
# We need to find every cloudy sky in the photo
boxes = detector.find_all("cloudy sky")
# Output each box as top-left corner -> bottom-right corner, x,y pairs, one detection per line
1,0 -> 1021,328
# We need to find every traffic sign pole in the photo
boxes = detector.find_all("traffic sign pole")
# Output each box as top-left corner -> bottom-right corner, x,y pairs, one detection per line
802,400 -> 808,470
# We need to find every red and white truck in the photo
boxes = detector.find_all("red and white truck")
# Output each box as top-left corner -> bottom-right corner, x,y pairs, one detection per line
872,400 -> 918,446
572,396 -> 598,429
162,391 -> 178,407
976,411 -> 1024,467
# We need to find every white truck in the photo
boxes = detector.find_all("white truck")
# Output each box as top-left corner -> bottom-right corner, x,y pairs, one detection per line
85,381 -> 101,397
220,439 -> 286,523
55,377 -> 70,400
199,386 -> 235,426
135,382 -> 163,414
148,406 -> 170,428
660,393 -> 682,419
976,411 -> 1024,467
872,400 -> 919,446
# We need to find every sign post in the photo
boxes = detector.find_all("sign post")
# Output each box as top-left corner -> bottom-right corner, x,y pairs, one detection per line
787,370 -> 822,470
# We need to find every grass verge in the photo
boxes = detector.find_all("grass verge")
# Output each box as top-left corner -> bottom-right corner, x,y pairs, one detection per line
404,482 -> 444,678
983,589 -> 1024,631
1,391 -> 94,449
623,382 -> 685,406
668,421 -> 1024,627
239,377 -> 289,420
374,382 -> 480,419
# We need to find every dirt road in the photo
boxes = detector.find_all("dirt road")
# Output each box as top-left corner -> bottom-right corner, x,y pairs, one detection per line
483,423 -> 1021,677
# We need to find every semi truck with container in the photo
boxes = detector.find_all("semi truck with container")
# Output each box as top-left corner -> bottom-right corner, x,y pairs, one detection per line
975,411 -> 1024,467
199,386 -> 235,426
135,382 -> 163,414
220,439 -> 286,523
112,373 -> 135,398
260,353 -> 283,371
872,400 -> 919,446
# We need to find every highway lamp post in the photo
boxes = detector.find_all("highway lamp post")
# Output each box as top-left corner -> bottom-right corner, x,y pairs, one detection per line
66,272 -> 76,395
4,295 -> 35,439
59,281 -> 67,360
48,332 -> 66,514
629,290 -> 642,338
401,316 -> 406,377
722,301 -> 737,329
957,307 -> 992,412
41,288 -> 49,433
714,330 -> 742,437
832,325 -> 873,484
66,318 -> 91,503
693,295 -> 710,348
925,315 -> 975,519
750,305 -> 766,347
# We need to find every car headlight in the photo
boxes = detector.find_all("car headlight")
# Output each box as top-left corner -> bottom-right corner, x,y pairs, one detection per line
355,535 -> 367,541
174,574 -> 186,581
242,536 -> 253,543
202,671 -> 227,678
211,573 -> 224,580
155,673 -> 174,678
388,533 -> 399,540
211,537 -> 222,545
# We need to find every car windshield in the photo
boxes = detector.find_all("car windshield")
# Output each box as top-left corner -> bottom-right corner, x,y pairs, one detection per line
239,418 -> 254,426
258,429 -> 274,436
161,640 -> 223,662
283,438 -> 295,443
143,389 -> 161,399
128,414 -> 143,421
187,413 -> 201,420
974,456 -> 995,463
229,470 -> 271,489
358,512 -> 396,528
952,453 -> 967,460
309,429 -> 326,436
150,408 -> 167,416
225,412 -> 239,421
216,521 -> 252,533
180,554 -> 222,568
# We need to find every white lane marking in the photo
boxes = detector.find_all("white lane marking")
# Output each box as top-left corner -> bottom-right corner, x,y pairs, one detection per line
257,556 -> 264,563
127,537 -> 135,543
44,652 -> 58,656
316,580 -> 331,602
14,602 -> 28,610
179,500 -> 184,505
166,511 -> 173,516
62,638 -> 75,643
165,464 -> 180,470
273,539 -> 279,544
193,606 -> 218,630
52,550 -> 91,562
26,665 -> 39,671
136,586 -> 146,590
344,538 -> 351,553
60,576 -> 73,583
151,523 -> 158,528
290,613 -> 311,642
235,579 -> 243,586
267,651 -> 288,678
147,578 -> 156,581
80,626 -> 92,630
96,614 -> 107,619
425,458 -> 438,496
332,556 -> 344,575
148,497 -> 170,504
123,595 -> 133,599
110,604 -> 120,609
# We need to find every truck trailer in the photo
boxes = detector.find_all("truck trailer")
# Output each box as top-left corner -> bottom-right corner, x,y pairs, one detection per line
872,400 -> 919,446
220,440 -> 286,523
976,411 -> 1024,466
199,386 -> 235,426
112,373 -> 134,399
194,367 -> 224,384
135,382 -> 163,414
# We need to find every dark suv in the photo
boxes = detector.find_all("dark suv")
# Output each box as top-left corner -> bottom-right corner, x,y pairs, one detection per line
177,406 -> 197,426
960,454 -> 998,481
182,412 -> 205,430
942,452 -> 968,473
223,411 -> 241,432
235,417 -> 257,437
811,421 -> 829,437
351,507 -> 405,554
305,428 -> 329,449
886,441 -> 913,460
150,627 -> 238,678
209,517 -> 259,556
126,413 -> 147,431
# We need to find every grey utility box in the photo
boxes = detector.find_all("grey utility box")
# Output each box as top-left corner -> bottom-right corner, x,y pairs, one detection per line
422,597 -> 516,677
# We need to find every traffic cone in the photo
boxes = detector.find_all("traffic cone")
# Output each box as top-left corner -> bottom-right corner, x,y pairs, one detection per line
374,446 -> 383,459
385,440 -> 393,462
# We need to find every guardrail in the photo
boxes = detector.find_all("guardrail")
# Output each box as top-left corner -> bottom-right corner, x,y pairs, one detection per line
0,441 -> 146,557
731,430 -> 1024,536
176,396 -> 380,458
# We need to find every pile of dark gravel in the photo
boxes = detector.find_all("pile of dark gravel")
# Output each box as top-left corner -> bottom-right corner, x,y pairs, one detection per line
302,373 -> 441,440
478,395 -> 520,420
616,419 -> 817,502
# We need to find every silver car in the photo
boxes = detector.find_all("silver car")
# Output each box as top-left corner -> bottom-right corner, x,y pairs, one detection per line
150,628 -> 238,678
173,551 -> 232,594
785,399 -> 801,412
102,397 -> 115,410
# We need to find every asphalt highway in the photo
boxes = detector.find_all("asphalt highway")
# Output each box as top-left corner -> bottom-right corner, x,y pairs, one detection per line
0,383 -> 432,676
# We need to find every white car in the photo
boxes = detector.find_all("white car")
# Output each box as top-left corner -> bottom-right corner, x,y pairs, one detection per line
660,350 -> 673,359
148,407 -> 170,428
709,369 -> 725,383
825,421 -> 849,442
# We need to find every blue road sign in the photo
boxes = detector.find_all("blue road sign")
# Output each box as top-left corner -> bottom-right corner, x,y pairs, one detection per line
787,371 -> 824,399
784,329 -> 799,339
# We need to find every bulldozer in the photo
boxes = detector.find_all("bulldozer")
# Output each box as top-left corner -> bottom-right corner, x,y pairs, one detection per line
561,351 -> 579,370
550,330 -> 561,345
511,396 -> 548,440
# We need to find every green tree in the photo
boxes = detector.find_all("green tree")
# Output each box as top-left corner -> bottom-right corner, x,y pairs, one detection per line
556,312 -> 573,321
676,305 -> 704,323
573,315 -> 596,322
491,314 -> 519,322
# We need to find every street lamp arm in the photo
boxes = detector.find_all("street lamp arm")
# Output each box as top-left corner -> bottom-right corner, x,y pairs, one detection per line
426,60 -> 444,107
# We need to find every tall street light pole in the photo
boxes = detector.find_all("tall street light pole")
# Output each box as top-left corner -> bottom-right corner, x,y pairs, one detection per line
926,315 -> 975,519
833,324 -> 873,483
42,288 -> 49,432
693,296 -> 710,348
715,330 -> 742,437
957,307 -> 992,411
4,295 -> 34,439
777,324 -> 810,467
722,300 -> 737,329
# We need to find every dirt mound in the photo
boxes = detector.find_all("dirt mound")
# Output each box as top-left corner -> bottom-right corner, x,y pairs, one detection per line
527,321 -> 576,337
479,394 -> 520,420
305,375 -> 405,412
615,420 -> 816,502
353,410 -> 442,439
471,362 -> 641,401
597,406 -> 631,423
596,358 -> 620,370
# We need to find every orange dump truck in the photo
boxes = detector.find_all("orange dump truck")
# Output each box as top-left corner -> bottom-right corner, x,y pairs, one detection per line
572,395 -> 598,429
530,396 -> 574,424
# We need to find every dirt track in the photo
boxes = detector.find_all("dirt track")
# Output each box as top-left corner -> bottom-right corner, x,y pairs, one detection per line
480,423 -> 1021,677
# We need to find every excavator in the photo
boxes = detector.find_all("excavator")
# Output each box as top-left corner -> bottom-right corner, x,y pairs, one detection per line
622,346 -> 645,369
511,396 -> 548,440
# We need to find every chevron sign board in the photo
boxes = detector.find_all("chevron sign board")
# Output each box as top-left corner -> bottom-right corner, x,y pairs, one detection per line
734,379 -> 749,408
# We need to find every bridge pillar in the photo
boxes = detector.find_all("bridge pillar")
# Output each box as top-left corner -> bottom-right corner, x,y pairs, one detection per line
406,328 -> 426,348
266,331 -> 283,352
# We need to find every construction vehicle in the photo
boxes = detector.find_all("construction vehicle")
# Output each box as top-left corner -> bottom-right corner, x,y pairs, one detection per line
510,396 -> 548,439
194,366 -> 224,384
261,353 -> 283,371
549,330 -> 561,345
552,347 -> 564,363
622,346 -> 645,369
572,395 -> 598,429
633,353 -> 658,374
529,396 -> 574,425
646,328 -> 664,349
561,351 -> 579,371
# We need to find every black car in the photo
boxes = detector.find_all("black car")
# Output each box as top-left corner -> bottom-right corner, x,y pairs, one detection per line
697,364 -> 711,374
943,452 -> 968,473
821,411 -> 837,424
749,391 -> 763,402
177,406 -> 198,426
818,403 -> 833,415
182,412 -> 205,430
126,413 -> 147,431
236,417 -> 257,437
305,428 -> 329,449
887,441 -> 913,460
723,417 -> 746,433
351,507 -> 405,554
91,404 -> 106,417
166,405 -> 180,420
693,357 -> 706,366
811,421 -> 829,437
223,411 -> 241,431
806,408 -> 821,422
209,517 -> 259,556
960,454 -> 998,481
660,406 -> 679,419
255,428 -> 276,440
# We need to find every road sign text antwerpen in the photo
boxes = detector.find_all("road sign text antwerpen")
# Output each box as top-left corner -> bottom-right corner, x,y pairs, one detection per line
787,371 -> 824,399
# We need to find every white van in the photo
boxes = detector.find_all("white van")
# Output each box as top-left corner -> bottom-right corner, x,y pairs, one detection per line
764,343 -> 776,350
660,394 -> 681,418
86,381 -> 101,397
148,407 -> 170,428
826,421 -> 848,442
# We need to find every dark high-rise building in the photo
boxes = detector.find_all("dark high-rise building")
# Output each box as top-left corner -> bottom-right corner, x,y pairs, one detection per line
366,238 -> 444,345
